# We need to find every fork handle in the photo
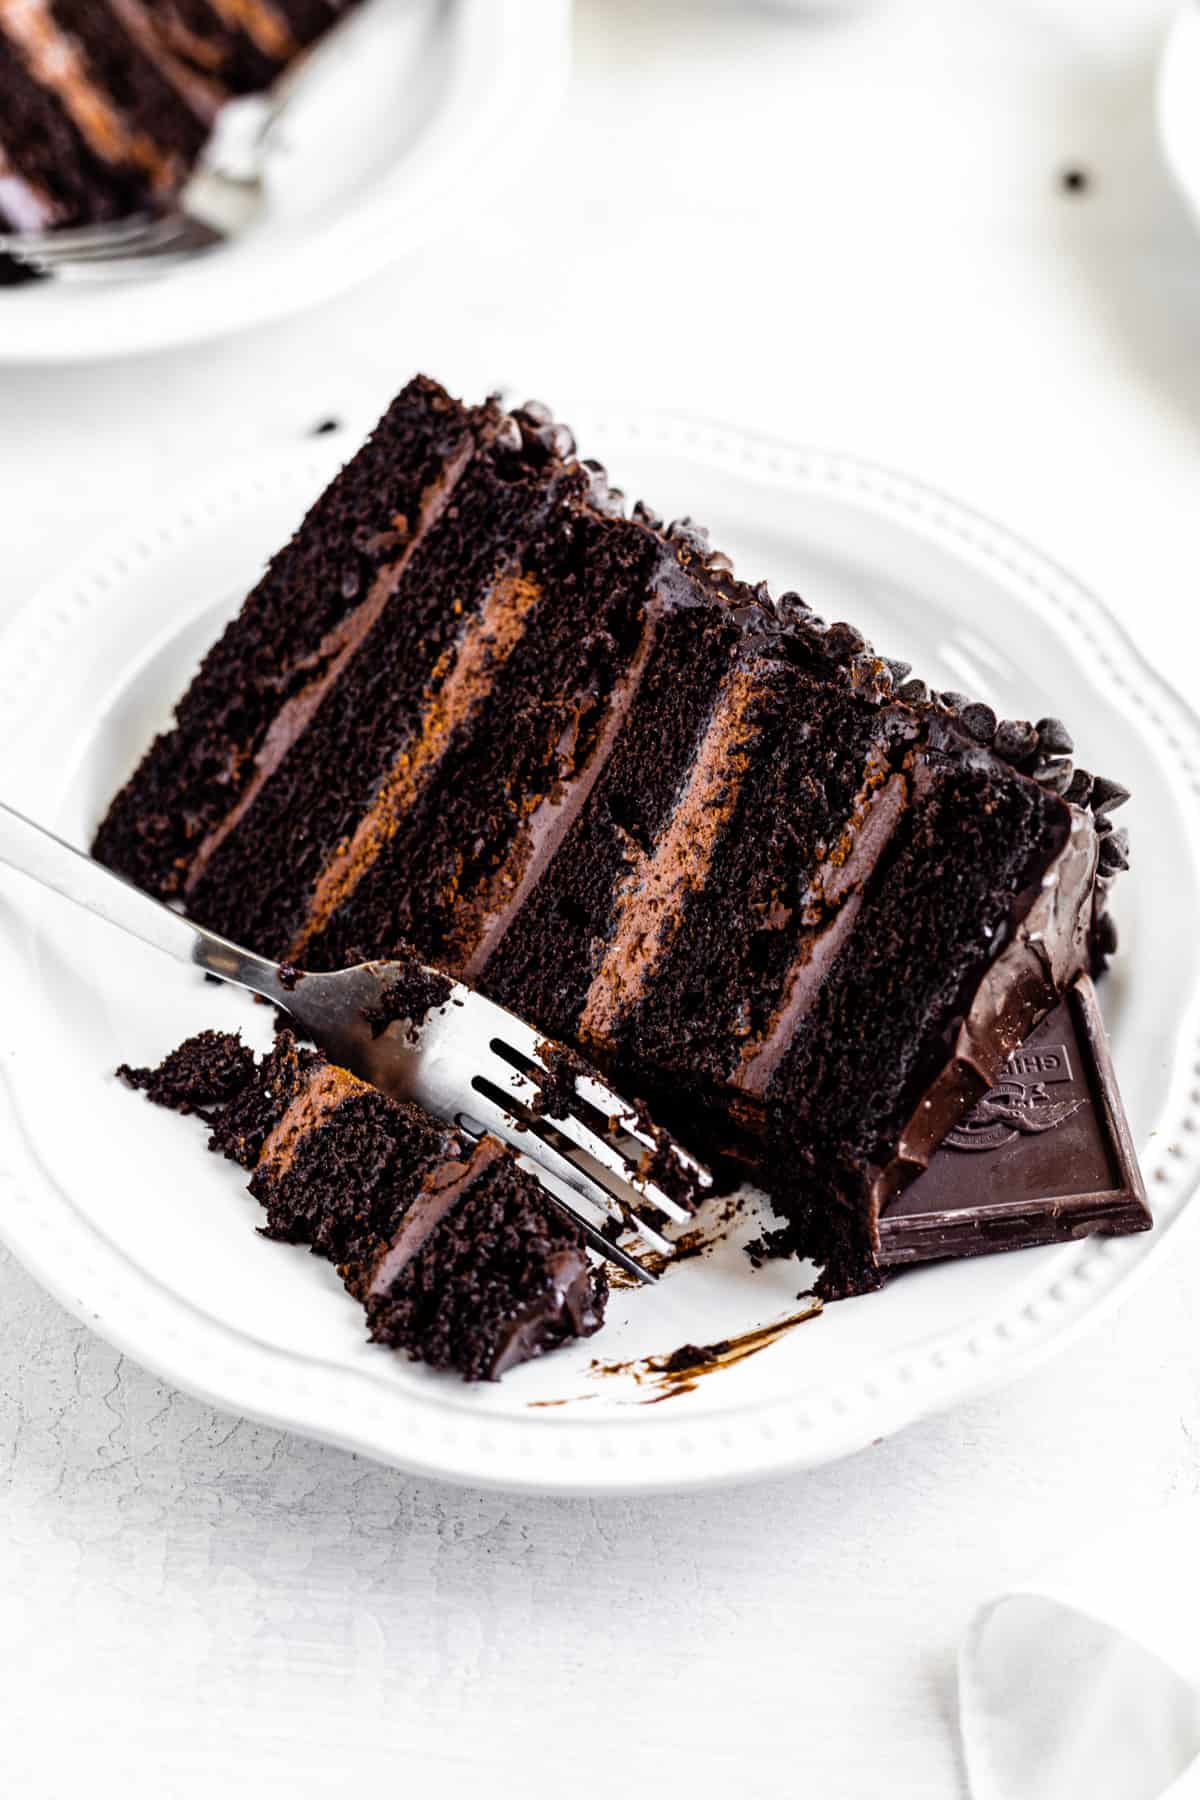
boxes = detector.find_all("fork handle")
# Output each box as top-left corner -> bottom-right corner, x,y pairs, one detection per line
0,801 -> 291,1006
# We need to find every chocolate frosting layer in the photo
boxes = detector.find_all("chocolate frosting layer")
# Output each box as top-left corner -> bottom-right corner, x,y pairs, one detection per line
579,658 -> 765,1053
288,565 -> 544,960
461,606 -> 661,982
735,762 -> 910,1095
368,1136 -> 505,1298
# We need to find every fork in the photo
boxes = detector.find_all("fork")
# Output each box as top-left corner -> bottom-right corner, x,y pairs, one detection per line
0,802 -> 711,1284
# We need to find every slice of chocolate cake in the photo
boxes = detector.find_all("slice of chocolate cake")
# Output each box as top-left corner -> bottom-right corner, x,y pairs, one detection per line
96,376 -> 1134,1298
0,0 -> 361,235
120,1028 -> 607,1380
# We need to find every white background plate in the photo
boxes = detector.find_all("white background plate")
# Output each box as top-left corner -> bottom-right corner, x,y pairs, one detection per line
0,0 -> 570,364
1,415 -> 1198,1495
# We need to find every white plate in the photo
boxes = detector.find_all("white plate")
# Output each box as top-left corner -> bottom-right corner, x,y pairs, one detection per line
1158,3 -> 1200,228
0,0 -> 569,364
1,415 -> 1198,1495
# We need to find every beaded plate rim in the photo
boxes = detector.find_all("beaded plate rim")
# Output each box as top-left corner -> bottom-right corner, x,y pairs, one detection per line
0,415 -> 1196,1495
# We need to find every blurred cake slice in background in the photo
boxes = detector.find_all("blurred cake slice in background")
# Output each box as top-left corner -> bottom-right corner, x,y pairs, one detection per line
0,0 -> 363,234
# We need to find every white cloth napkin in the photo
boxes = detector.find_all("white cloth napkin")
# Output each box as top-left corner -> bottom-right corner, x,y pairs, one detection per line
960,1505 -> 1200,1800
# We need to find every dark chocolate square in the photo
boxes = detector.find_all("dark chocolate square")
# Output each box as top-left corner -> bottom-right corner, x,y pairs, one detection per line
876,976 -> 1150,1266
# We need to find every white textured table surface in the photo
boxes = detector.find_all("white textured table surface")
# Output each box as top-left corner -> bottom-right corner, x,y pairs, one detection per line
2,2 -> 1199,1794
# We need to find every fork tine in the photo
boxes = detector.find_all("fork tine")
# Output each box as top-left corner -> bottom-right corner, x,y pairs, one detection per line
464,1080 -> 680,1267
49,251 -> 201,283
450,1118 -> 658,1286
397,979 -> 709,1213
510,1154 -> 658,1287
487,1061 -> 694,1225
570,1067 -> 712,1185
0,214 -> 161,259
458,1083 -> 675,1258
27,219 -> 194,267
3,209 -> 225,281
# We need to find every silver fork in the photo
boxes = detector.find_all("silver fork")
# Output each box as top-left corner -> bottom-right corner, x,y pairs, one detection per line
0,803 -> 711,1284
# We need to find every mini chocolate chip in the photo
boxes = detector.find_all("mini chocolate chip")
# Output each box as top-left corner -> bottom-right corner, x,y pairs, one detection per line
705,551 -> 734,575
897,678 -> 929,704
519,399 -> 553,426
994,718 -> 1039,763
883,659 -> 912,685
959,702 -> 997,743
825,622 -> 867,658
1036,716 -> 1074,756
667,516 -> 710,550
1090,774 -> 1131,816
632,500 -> 662,529
1065,768 -> 1094,807
493,415 -> 523,455
1094,911 -> 1119,958
939,690 -> 969,712
536,421 -> 575,459
584,467 -> 615,511
778,590 -> 814,616
602,485 -> 625,516
1098,829 -> 1130,874
1033,758 -> 1074,795
851,653 -> 889,692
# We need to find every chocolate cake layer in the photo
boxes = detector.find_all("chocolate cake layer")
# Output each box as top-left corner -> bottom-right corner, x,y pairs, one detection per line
182,420 -> 584,957
95,378 -> 496,897
364,1137 -> 606,1380
120,1029 -> 607,1380
96,377 -> 1135,1297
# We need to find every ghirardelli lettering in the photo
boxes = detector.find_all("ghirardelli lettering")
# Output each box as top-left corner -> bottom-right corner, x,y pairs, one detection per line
1006,1044 -> 1072,1084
